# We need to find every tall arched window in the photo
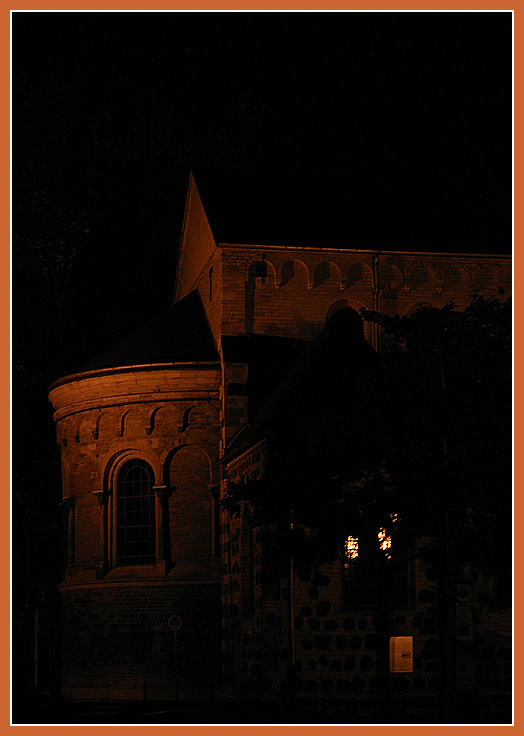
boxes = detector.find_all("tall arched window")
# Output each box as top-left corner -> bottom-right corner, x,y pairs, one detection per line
116,459 -> 156,565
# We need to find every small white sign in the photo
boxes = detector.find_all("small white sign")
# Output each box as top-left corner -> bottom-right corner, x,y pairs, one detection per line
390,636 -> 413,673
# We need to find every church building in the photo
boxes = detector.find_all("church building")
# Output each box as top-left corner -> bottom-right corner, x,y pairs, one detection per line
48,173 -> 511,717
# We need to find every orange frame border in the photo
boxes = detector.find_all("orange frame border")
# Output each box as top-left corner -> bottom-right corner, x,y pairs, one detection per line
7,3 -> 516,735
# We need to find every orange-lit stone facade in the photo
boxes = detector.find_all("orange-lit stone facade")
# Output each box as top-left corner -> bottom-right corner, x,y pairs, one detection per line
49,176 -> 512,711
191,244 -> 510,347
49,364 -> 222,699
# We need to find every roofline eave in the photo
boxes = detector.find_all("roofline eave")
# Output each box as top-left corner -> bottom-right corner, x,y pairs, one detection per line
48,360 -> 222,393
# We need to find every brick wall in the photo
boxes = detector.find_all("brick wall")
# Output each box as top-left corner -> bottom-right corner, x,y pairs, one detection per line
218,245 -> 511,346
222,423 -> 511,717
188,247 -> 223,347
60,581 -> 221,700
49,364 -> 223,699
50,366 -> 222,580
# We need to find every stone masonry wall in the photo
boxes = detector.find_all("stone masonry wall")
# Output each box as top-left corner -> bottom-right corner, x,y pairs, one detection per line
191,247 -> 223,348
53,384 -> 221,580
222,440 -> 511,718
60,581 -> 221,700
49,364 -> 223,699
218,245 -> 511,347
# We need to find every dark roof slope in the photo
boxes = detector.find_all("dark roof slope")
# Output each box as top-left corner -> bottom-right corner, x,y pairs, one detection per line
193,168 -> 511,255
222,334 -> 308,421
80,290 -> 219,371
223,309 -> 378,461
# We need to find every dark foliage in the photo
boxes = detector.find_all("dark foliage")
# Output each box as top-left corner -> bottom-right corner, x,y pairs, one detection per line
222,296 -> 512,597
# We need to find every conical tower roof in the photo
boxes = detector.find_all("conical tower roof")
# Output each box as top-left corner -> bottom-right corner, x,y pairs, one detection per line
80,290 -> 219,372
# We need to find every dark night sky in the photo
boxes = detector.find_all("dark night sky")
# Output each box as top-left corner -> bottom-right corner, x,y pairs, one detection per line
13,9 -> 512,435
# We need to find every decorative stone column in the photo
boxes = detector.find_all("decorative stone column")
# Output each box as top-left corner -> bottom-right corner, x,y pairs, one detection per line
59,495 -> 76,568
154,485 -> 176,574
208,484 -> 221,558
93,490 -> 109,578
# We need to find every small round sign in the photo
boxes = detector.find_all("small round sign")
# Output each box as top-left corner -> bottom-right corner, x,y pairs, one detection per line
168,614 -> 182,631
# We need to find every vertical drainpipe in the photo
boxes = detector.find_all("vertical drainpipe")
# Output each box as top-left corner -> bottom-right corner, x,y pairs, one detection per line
372,252 -> 380,351
34,609 -> 39,688
228,506 -> 237,698
288,510 -> 296,702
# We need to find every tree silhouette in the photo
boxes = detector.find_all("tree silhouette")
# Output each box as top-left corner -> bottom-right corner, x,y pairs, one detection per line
222,295 -> 511,721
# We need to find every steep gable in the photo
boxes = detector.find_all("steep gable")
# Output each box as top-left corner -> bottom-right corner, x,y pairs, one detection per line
173,172 -> 218,303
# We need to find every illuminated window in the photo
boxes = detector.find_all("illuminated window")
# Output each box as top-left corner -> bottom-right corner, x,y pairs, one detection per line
116,459 -> 156,565
345,535 -> 359,561
378,515 -> 398,560
345,515 -> 397,566
343,515 -> 410,608
378,528 -> 391,558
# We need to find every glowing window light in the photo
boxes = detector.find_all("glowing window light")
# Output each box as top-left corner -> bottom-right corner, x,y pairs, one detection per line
378,514 -> 398,559
378,528 -> 392,558
345,535 -> 359,561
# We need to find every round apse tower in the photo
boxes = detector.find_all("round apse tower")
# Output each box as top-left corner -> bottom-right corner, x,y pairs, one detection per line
48,292 -> 223,701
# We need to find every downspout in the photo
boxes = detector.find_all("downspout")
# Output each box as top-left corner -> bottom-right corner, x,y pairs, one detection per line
372,252 -> 380,351
288,509 -> 296,703
34,609 -> 39,689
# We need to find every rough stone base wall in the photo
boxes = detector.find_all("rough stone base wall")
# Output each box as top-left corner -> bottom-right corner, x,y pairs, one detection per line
60,582 -> 221,700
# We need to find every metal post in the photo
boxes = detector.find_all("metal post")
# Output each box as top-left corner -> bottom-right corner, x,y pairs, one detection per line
288,511 -> 296,702
168,615 -> 182,701
174,630 -> 179,701
33,609 -> 39,689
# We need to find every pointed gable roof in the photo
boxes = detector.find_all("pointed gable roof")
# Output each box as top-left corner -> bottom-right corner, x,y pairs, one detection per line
173,173 -> 218,303
80,290 -> 219,372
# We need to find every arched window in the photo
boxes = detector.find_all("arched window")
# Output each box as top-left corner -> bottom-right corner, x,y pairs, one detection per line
343,515 -> 412,609
116,459 -> 156,565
